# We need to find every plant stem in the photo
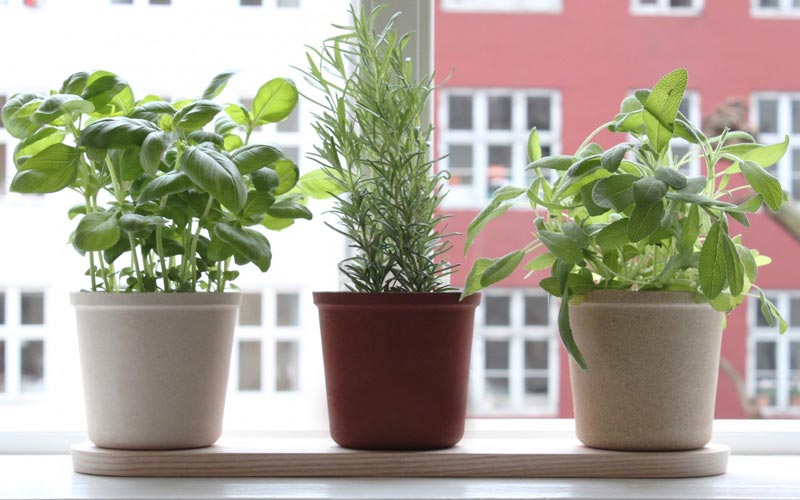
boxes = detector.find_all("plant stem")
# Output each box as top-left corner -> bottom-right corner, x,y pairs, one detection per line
190,196 -> 215,290
155,196 -> 170,292
576,120 -> 616,153
128,234 -> 144,291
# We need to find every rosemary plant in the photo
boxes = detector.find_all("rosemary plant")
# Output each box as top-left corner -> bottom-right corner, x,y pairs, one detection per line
302,6 -> 455,292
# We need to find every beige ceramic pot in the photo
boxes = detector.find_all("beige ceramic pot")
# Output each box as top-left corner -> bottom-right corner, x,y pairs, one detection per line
568,291 -> 723,451
71,292 -> 241,450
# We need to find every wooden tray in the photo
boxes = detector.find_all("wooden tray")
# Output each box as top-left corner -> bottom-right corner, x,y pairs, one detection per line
71,438 -> 729,478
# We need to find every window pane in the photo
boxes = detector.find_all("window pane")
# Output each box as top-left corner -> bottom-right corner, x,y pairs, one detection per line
488,95 -> 512,130
277,105 -> 299,132
239,293 -> 262,326
110,0 -> 133,4
240,0 -> 262,5
21,292 -> 44,325
792,100 -> 800,134
485,340 -> 510,370
679,96 -> 691,117
759,0 -> 779,7
525,376 -> 547,394
149,0 -> 170,4
485,295 -> 511,326
277,0 -> 300,6
791,297 -> 800,327
484,377 -> 510,408
755,296 -> 778,327
281,146 -> 300,164
448,144 -> 473,186
791,342 -> 800,370
20,340 -> 44,392
670,0 -> 692,7
671,143 -> 691,174
276,292 -> 300,326
756,341 -> 777,370
524,295 -> 548,326
792,148 -> 800,199
0,340 -> 4,393
238,340 -> 262,391
448,95 -> 473,130
488,144 -> 512,196
639,0 -> 657,4
526,96 -> 551,130
276,340 -> 299,391
758,98 -> 779,134
525,340 -> 548,370
0,292 -> 4,324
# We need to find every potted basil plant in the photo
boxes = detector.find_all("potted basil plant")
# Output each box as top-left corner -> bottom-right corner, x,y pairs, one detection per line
464,68 -> 789,451
2,70 -> 312,450
302,6 -> 480,450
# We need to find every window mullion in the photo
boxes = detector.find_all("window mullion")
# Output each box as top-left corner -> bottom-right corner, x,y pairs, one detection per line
474,92 -> 489,201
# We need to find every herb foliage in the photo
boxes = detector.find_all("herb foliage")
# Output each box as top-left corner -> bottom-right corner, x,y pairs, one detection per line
463,69 -> 789,368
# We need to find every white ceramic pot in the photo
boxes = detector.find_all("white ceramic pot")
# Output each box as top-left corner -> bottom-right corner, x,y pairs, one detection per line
71,292 -> 242,450
568,291 -> 724,451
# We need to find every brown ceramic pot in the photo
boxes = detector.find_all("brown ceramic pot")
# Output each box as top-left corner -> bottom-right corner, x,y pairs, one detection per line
568,291 -> 724,451
313,292 -> 480,450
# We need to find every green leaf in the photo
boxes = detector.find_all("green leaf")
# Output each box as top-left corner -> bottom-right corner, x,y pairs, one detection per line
130,100 -> 177,121
119,213 -> 166,233
465,185 -> 526,253
74,211 -> 121,251
633,177 -> 668,206
138,172 -> 194,203
242,191 -> 276,220
681,176 -> 706,194
213,223 -> 272,272
722,233 -> 744,297
524,252 -> 557,271
526,155 -> 574,171
60,71 -> 89,95
654,167 -> 687,190
741,247 -> 758,283
740,160 -> 784,211
579,182 -> 608,216
181,146 -> 247,213
13,127 -> 67,163
186,131 -> 224,146
643,68 -> 688,153
109,148 -> 144,181
600,143 -> 629,172
679,204 -> 700,252
1,93 -> 44,139
172,100 -> 223,132
223,134 -> 244,152
140,131 -> 171,176
251,167 -> 281,193
628,201 -> 664,242
78,117 -> 159,149
728,194 -> 764,214
738,135 -> 789,170
231,144 -> 284,175
567,155 -> 602,177
562,221 -> 590,247
81,72 -> 128,110
201,70 -> 236,100
592,174 -> 637,210
699,222 -> 727,300
559,289 -> 587,370
266,195 -> 312,220
261,213 -> 295,231
225,103 -> 251,127
295,168 -> 347,200
252,77 -> 299,125
462,258 -> 493,297
527,127 -> 541,162
538,230 -> 584,264
666,192 -> 734,208
31,94 -> 94,126
596,218 -> 629,251
273,158 -> 300,195
10,143 -> 80,194
479,250 -> 524,288
215,115 -> 239,135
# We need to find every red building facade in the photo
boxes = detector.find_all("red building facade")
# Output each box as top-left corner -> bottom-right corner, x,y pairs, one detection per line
434,0 -> 800,418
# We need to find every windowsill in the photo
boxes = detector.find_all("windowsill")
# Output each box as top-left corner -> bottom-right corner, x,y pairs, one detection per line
1,454 -> 799,500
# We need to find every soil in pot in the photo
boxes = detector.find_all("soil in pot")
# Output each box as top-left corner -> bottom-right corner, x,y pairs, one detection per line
314,292 -> 480,451
71,292 -> 242,450
568,290 -> 724,451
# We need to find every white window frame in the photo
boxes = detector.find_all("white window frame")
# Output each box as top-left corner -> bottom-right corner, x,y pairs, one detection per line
441,0 -> 562,13
751,92 -> 800,199
748,292 -> 800,416
470,289 -> 560,416
750,0 -> 800,18
439,88 -> 562,207
630,0 -> 705,16
0,287 -> 47,399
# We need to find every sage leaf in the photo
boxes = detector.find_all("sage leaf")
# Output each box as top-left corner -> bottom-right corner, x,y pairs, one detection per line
699,222 -> 727,300
538,230 -> 584,264
628,201 -> 664,242
740,160 -> 784,211
465,185 -> 526,253
480,250 -> 525,288
723,233 -> 744,297
596,218 -> 630,251
679,204 -> 700,252
654,167 -> 687,190
592,174 -> 637,210
633,177 -> 668,206
643,68 -> 687,153
526,155 -> 574,171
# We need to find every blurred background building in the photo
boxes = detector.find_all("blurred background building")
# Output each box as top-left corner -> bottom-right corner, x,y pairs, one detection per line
0,0 -> 798,435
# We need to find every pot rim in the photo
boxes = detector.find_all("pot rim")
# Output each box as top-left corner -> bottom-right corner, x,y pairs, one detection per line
313,291 -> 481,307
575,290 -> 707,306
70,291 -> 242,308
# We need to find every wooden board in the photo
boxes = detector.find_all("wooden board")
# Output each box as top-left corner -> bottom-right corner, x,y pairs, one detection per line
71,438 -> 729,479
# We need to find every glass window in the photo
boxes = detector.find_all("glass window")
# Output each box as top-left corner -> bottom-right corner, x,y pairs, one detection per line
670,0 -> 693,6
240,97 -> 254,110
238,340 -> 262,391
792,99 -> 800,134
448,144 -> 473,187
485,340 -> 510,370
275,340 -> 299,391
276,292 -> 299,326
524,296 -> 549,326
485,295 -> 511,326
277,104 -> 300,132
20,340 -> 44,392
239,293 -> 262,326
791,297 -> 800,328
527,96 -> 551,130
21,292 -> 44,325
758,98 -> 779,134
240,0 -> 262,5
281,146 -> 300,164
756,296 -> 778,327
791,342 -> 800,370
488,95 -> 512,130
149,0 -> 170,4
0,291 -> 4,324
756,341 -> 777,370
110,0 -> 134,4
277,0 -> 300,6
525,377 -> 548,394
759,0 -> 779,7
487,144 -> 512,195
1,142 -> 6,195
525,340 -> 548,370
0,340 -> 4,393
484,377 -> 510,408
448,95 -> 473,130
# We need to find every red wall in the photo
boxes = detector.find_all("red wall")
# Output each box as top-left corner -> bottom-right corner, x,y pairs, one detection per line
435,0 -> 800,418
